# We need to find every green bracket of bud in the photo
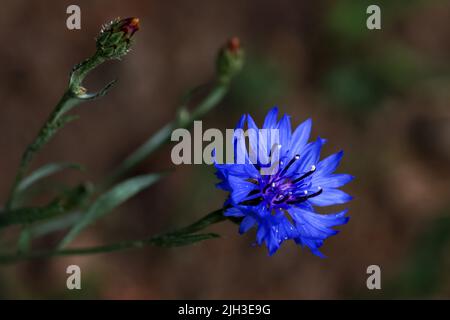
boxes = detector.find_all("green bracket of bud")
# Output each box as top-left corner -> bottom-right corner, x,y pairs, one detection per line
5,17 -> 140,211
69,17 -> 140,97
96,17 -> 139,60
216,37 -> 245,84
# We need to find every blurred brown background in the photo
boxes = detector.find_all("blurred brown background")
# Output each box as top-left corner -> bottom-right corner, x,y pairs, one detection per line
0,0 -> 449,299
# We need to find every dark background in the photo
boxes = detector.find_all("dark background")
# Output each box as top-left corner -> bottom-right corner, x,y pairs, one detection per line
0,0 -> 449,299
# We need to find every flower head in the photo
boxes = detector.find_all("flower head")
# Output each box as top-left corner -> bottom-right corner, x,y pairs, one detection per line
96,17 -> 140,60
215,107 -> 353,257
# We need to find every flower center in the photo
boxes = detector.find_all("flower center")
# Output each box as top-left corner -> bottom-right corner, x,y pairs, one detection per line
263,154 -> 322,207
240,154 -> 323,208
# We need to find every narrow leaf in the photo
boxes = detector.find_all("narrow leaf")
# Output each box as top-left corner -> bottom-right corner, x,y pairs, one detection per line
17,228 -> 32,253
59,173 -> 163,249
0,184 -> 92,230
0,202 -> 64,228
0,232 -> 219,264
17,162 -> 83,194
29,212 -> 82,239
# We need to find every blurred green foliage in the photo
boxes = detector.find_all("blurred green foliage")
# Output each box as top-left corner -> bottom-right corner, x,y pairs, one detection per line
323,45 -> 423,115
326,0 -> 424,44
327,0 -> 370,45
323,63 -> 384,114
228,55 -> 286,110
385,209 -> 450,298
322,0 -> 432,117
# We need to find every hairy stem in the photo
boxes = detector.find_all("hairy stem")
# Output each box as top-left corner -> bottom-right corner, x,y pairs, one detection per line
0,209 -> 231,265
5,92 -> 80,210
0,233 -> 219,264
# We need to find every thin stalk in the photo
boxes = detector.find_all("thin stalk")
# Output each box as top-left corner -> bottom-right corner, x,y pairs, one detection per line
5,53 -> 106,211
0,233 -> 219,264
6,92 -> 77,210
0,209 -> 231,265
103,80 -> 229,187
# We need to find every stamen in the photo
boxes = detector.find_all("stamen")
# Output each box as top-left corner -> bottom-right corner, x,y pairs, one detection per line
279,154 -> 300,177
273,194 -> 286,204
239,196 -> 264,206
247,189 -> 261,197
246,178 -> 259,185
287,186 -> 323,204
263,180 -> 276,193
239,189 -> 262,204
268,143 -> 282,157
291,164 -> 316,184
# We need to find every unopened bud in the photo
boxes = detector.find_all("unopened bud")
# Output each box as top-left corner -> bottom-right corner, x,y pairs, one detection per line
227,37 -> 241,54
96,17 -> 140,60
216,37 -> 244,83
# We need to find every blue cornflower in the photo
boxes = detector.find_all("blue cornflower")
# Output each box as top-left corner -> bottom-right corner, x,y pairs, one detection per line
215,107 -> 353,257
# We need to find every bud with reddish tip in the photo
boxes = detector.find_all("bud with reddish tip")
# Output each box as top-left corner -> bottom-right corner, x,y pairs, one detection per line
227,37 -> 241,53
118,17 -> 140,39
69,17 -> 140,90
216,37 -> 244,83
96,17 -> 140,60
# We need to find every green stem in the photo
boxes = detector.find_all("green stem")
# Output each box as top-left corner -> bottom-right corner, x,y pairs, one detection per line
4,51 -> 112,258
18,82 -> 230,240
0,208 -> 231,265
0,233 -> 219,264
28,212 -> 82,239
6,92 -> 79,210
69,52 -> 105,90
168,209 -> 227,235
104,80 -> 229,187
5,52 -> 107,211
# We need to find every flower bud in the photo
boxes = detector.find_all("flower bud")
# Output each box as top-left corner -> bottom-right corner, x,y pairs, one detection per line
96,17 -> 140,60
216,37 -> 244,83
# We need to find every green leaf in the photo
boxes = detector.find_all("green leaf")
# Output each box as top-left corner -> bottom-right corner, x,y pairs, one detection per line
0,184 -> 92,231
17,162 -> 83,194
58,183 -> 93,211
0,202 -> 65,229
17,228 -> 32,253
59,173 -> 164,249
0,207 -> 230,264
23,184 -> 92,240
29,212 -> 82,239
0,232 -> 219,264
